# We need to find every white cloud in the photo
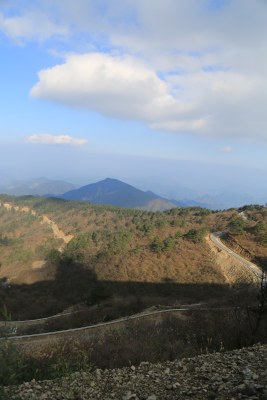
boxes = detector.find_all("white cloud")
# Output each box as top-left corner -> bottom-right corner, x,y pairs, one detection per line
151,118 -> 209,132
2,0 -> 267,140
30,53 -> 193,125
30,51 -> 267,139
0,10 -> 68,42
26,134 -> 88,146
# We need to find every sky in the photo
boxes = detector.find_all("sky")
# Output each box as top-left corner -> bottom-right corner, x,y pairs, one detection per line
0,0 -> 267,200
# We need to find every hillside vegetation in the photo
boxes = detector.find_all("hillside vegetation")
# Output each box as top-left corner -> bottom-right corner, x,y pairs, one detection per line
0,195 -> 266,391
0,195 -> 266,320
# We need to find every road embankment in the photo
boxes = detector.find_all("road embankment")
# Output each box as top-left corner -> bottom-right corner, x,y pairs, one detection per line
207,232 -> 261,285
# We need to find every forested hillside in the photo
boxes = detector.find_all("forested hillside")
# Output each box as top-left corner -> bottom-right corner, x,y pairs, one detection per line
0,195 -> 266,320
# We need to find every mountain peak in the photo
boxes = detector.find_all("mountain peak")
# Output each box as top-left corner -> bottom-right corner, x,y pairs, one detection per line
101,177 -> 122,184
61,178 -> 175,211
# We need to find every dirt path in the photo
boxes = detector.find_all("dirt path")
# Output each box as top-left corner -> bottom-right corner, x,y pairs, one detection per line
0,201 -> 74,245
41,215 -> 73,245
0,201 -> 74,270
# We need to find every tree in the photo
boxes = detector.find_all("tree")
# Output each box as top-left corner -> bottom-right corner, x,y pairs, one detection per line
45,248 -> 61,265
254,222 -> 267,245
150,237 -> 164,253
184,228 -> 206,243
228,217 -> 246,235
246,271 -> 267,344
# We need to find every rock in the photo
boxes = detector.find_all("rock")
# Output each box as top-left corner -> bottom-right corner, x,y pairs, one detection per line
242,383 -> 257,396
164,367 -> 170,374
4,344 -> 267,400
207,391 -> 216,399
122,392 -> 138,400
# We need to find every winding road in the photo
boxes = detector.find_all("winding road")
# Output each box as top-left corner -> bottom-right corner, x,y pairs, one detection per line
1,305 -> 236,343
1,231 -> 264,343
210,232 -> 262,281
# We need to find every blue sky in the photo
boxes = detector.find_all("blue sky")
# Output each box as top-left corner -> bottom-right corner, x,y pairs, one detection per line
0,0 -> 267,199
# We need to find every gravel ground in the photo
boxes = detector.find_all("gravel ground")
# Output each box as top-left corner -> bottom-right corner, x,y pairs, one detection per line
5,344 -> 267,400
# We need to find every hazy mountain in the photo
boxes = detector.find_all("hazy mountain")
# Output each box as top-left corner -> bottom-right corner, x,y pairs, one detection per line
210,192 -> 265,209
171,195 -> 265,211
190,193 -> 265,210
1,175 -> 264,210
169,192 -> 266,210
60,178 -> 176,211
130,179 -> 199,200
0,177 -> 77,196
170,198 -> 218,210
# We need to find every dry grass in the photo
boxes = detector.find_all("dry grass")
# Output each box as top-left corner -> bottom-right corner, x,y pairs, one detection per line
0,196 -> 266,320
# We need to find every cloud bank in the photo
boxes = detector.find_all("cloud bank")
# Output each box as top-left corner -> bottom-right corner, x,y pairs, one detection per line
26,134 -> 88,146
30,53 -> 200,130
30,51 -> 267,139
0,10 -> 68,42
1,0 -> 267,140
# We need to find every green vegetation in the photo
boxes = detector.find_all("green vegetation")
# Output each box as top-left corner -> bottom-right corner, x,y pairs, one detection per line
0,338 -> 92,387
253,221 -> 267,245
228,216 -> 246,234
0,284 -> 266,387
0,195 -> 266,319
0,236 -> 9,246
0,196 -> 266,392
184,227 -> 207,243
150,235 -> 175,253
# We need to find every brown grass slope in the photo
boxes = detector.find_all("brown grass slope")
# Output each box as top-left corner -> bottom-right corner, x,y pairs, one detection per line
0,195 -> 266,320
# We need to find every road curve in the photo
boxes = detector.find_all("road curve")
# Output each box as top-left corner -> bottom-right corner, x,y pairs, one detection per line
210,232 -> 262,281
2,306 -> 236,342
0,310 -> 84,329
1,231 -> 263,343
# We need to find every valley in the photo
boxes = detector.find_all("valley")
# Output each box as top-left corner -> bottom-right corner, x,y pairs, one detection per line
0,195 -> 266,318
1,2 -> 267,396
0,195 -> 266,385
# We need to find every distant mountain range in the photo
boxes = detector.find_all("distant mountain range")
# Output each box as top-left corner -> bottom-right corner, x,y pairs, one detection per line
0,176 -> 265,210
176,193 -> 266,210
59,178 -> 176,211
0,177 -> 77,196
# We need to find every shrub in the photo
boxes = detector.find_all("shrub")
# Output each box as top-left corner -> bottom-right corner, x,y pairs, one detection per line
150,237 -> 164,253
253,222 -> 267,245
0,236 -> 9,246
184,228 -> 206,243
0,338 -> 92,387
228,217 -> 246,234
45,248 -> 61,265
0,341 -> 29,386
